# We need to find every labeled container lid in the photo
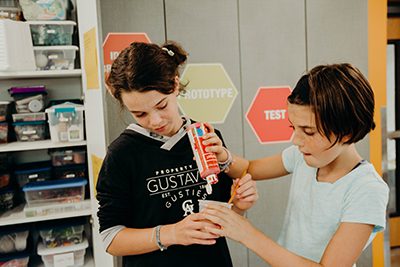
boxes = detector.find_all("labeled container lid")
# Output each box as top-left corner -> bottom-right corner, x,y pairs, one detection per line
45,102 -> 84,114
22,178 -> 87,192
33,45 -> 79,51
37,238 -> 88,255
27,20 -> 76,26
12,120 -> 46,126
14,160 -> 52,174
8,85 -> 46,95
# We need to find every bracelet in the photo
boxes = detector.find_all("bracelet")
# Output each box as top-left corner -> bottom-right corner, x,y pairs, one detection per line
155,225 -> 168,251
219,147 -> 233,172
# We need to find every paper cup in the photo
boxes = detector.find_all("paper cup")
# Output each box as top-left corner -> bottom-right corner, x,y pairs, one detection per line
198,199 -> 233,212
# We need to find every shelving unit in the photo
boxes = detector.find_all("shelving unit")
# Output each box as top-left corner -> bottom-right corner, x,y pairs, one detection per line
0,69 -> 82,80
0,139 -> 87,152
0,199 -> 92,227
0,2 -> 100,266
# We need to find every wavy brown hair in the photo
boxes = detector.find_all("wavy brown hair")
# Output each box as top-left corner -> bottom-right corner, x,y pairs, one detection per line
288,63 -> 375,145
106,41 -> 188,107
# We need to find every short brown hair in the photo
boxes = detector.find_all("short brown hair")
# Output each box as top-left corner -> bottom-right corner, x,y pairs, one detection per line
288,63 -> 375,145
106,41 -> 188,106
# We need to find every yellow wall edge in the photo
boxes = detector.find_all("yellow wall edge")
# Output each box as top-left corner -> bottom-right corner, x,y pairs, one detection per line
368,0 -> 387,266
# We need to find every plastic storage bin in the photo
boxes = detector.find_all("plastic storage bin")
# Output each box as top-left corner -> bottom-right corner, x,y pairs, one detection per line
53,164 -> 86,180
45,102 -> 84,143
0,20 -> 36,71
0,188 -> 13,211
22,178 -> 87,206
0,122 -> 8,143
13,121 -> 47,141
14,161 -> 52,187
37,238 -> 88,267
29,21 -> 76,46
0,253 -> 29,267
39,218 -> 86,248
18,0 -> 69,20
0,173 -> 10,189
0,101 -> 9,121
0,7 -> 22,20
33,46 -> 78,70
12,112 -> 46,122
0,226 -> 29,254
49,148 -> 86,166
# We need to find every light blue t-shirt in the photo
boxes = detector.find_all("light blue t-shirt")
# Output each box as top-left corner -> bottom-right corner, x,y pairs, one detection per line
278,145 -> 389,262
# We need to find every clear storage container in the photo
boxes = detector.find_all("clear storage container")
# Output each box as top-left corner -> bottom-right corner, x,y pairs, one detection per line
0,101 -> 10,121
0,20 -> 36,71
53,164 -> 86,180
13,121 -> 47,142
22,178 -> 87,206
15,161 -> 52,187
0,122 -> 8,143
33,46 -> 78,70
45,102 -> 84,143
0,7 -> 22,20
37,238 -> 88,267
39,218 -> 86,248
0,253 -> 29,267
0,188 -> 13,211
49,148 -> 86,166
12,112 -> 46,122
0,226 -> 29,254
29,21 -> 75,46
0,173 -> 10,189
18,0 -> 68,21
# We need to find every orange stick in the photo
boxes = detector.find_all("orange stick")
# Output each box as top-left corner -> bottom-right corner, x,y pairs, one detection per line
228,170 -> 247,204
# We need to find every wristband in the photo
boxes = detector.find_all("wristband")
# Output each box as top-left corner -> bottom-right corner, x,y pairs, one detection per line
155,225 -> 168,251
218,147 -> 233,172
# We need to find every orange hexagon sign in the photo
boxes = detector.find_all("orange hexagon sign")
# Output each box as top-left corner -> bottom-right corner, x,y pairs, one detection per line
103,32 -> 151,77
246,86 -> 293,144
178,63 -> 238,124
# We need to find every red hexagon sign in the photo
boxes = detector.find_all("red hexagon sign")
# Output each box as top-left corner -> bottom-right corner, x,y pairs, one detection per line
246,86 -> 293,144
103,32 -> 151,77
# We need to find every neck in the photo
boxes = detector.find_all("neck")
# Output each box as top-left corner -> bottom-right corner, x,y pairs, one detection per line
317,144 -> 362,183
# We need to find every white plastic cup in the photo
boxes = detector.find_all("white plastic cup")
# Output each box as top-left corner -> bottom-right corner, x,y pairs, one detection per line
198,199 -> 233,212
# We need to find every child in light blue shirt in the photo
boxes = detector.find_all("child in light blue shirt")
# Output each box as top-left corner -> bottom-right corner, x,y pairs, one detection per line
201,63 -> 389,267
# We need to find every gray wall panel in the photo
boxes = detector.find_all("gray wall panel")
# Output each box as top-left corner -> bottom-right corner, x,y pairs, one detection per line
165,0 -> 244,156
306,0 -> 368,72
100,0 -> 165,144
239,1 -> 306,266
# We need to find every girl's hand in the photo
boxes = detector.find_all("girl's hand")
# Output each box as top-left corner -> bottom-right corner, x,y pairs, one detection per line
201,123 -> 228,162
168,212 -> 220,246
201,204 -> 255,244
232,173 -> 258,211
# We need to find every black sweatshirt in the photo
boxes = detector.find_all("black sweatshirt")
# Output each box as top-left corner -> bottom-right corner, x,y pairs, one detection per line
96,127 -> 233,267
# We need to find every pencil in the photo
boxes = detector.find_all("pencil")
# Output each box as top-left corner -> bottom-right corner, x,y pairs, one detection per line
228,169 -> 247,204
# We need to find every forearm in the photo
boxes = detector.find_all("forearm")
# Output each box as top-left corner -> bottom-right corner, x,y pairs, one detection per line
225,154 -> 249,178
243,228 -> 321,267
107,224 -> 176,256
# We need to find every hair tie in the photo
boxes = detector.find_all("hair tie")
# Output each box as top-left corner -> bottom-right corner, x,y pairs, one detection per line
162,47 -> 175,57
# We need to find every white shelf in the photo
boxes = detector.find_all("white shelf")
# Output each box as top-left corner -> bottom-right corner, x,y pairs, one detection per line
0,69 -> 82,79
0,139 -> 87,152
0,200 -> 92,227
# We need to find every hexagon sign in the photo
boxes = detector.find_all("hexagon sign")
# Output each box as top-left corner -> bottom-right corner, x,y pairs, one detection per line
246,87 -> 293,144
178,63 -> 237,124
103,32 -> 151,77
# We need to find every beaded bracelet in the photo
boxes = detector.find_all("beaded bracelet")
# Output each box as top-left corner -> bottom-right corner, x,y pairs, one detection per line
155,225 -> 168,251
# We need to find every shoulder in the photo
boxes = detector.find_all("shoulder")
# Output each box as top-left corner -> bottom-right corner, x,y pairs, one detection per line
345,163 -> 389,200
282,145 -> 304,172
